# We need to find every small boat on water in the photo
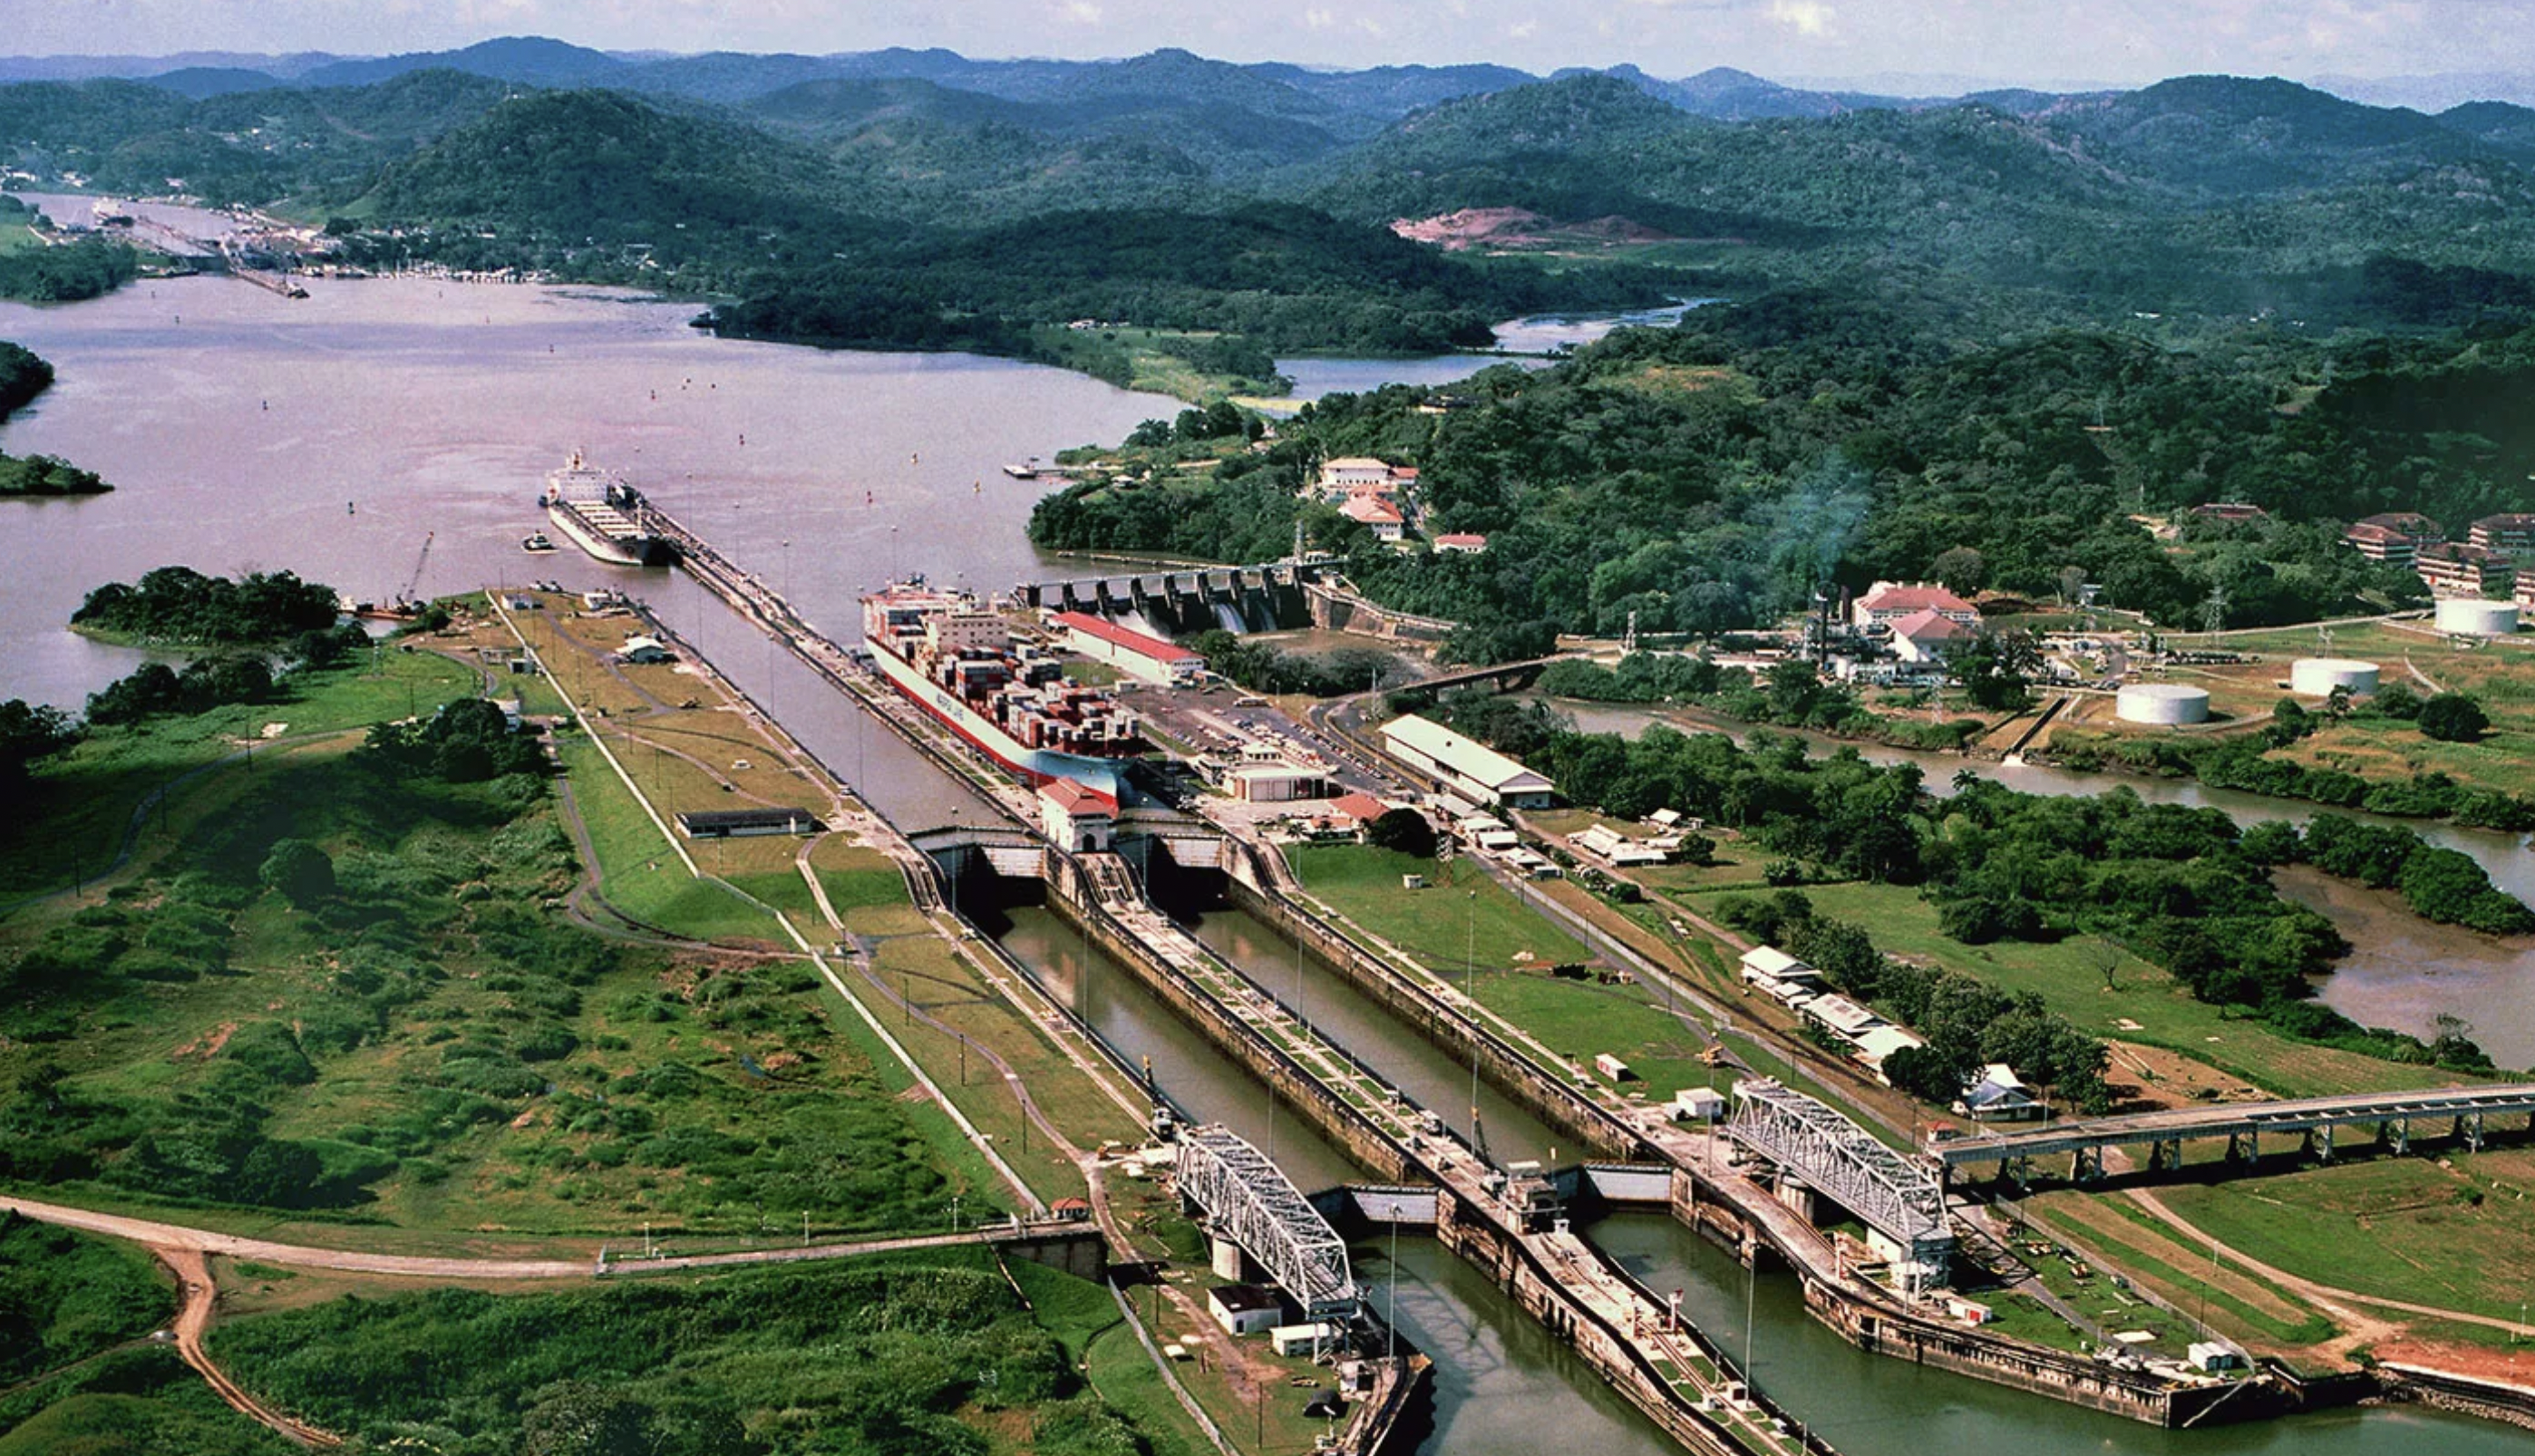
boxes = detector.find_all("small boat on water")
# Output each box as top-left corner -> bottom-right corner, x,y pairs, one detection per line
522,531 -> 558,553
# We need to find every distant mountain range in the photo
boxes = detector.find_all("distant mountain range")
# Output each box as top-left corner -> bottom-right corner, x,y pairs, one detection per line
8,36 -> 2535,345
5,34 -> 2532,121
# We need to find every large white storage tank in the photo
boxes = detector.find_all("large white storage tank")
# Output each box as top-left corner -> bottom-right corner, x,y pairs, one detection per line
2436,598 -> 2520,636
2117,684 -> 2211,725
2290,658 -> 2379,697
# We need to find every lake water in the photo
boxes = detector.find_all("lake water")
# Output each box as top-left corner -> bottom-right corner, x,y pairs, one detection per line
0,273 -> 1180,713
1271,296 -> 1719,403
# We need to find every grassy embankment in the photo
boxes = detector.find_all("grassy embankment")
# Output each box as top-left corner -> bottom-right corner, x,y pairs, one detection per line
0,646 -> 474,904
1027,324 -> 1285,404
1285,843 -> 1738,1103
204,1251 -> 1209,1456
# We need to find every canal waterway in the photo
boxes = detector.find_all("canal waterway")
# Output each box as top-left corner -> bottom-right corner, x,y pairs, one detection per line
1591,1211 -> 2533,1456
1179,905 -> 1569,1168
1542,698 -> 2535,1063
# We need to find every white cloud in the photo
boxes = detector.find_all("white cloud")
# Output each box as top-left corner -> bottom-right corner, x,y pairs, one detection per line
1508,17 -> 1539,38
1303,6 -> 1336,27
1768,0 -> 1834,36
1060,0 -> 1102,22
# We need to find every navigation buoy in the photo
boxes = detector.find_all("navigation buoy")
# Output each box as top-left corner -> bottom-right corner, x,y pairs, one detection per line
346,501 -> 355,514
866,490 -> 874,507
261,400 -> 267,411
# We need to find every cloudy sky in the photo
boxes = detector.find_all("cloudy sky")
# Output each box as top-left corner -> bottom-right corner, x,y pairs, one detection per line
5,0 -> 2531,86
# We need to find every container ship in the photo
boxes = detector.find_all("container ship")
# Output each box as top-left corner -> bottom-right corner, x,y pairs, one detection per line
862,579 -> 1141,792
545,452 -> 675,567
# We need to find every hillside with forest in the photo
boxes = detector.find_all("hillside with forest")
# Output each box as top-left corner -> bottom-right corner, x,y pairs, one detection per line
1031,282 -> 2535,647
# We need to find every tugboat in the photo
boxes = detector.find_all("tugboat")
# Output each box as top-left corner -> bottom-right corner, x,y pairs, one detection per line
521,530 -> 558,553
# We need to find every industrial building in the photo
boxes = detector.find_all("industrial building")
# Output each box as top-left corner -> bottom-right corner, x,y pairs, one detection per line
675,807 -> 823,839
1378,714 -> 1554,809
1852,581 -> 1979,630
1740,946 -> 1823,1003
1053,612 -> 1206,684
1208,1284 -> 1285,1336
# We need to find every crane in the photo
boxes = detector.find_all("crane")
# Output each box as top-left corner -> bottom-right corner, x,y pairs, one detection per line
398,530 -> 434,607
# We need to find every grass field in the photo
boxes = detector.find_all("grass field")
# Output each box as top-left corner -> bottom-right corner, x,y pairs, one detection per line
2055,621 -> 2535,798
1679,879 -> 2445,1100
1463,969 -> 1716,1103
2024,1192 -> 2343,1356
1287,844 -> 1590,975
2146,1150 -> 2535,1325
0,647 -> 474,903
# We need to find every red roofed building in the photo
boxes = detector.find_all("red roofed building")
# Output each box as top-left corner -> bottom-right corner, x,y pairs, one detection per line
2470,514 -> 2535,555
2189,502 -> 2269,524
1328,791 -> 1389,829
1889,608 -> 1975,665
1040,777 -> 1118,852
1339,494 -> 1405,541
1054,611 -> 1206,684
1853,581 -> 1978,630
2346,512 -> 2443,564
1433,532 -> 1489,555
2415,541 -> 2514,597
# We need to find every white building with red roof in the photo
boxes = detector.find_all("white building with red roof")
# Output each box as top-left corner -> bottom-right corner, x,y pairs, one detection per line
1054,611 -> 1206,684
1433,532 -> 1489,555
1339,494 -> 1405,541
1889,608 -> 1976,665
1040,778 -> 1118,852
1852,581 -> 1978,630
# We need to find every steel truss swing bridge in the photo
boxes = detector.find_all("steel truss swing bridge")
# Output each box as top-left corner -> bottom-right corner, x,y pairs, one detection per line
1727,1079 -> 1953,1263
1175,1124 -> 1361,1319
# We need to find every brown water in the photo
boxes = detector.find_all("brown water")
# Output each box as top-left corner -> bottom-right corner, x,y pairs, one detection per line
0,271 -> 1176,715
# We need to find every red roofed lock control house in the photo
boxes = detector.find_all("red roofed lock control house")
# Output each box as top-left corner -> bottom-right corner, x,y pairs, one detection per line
1889,608 -> 1976,665
1852,581 -> 1978,631
2344,512 -> 2443,565
1340,494 -> 1406,542
1054,611 -> 1206,685
1040,778 -> 1117,853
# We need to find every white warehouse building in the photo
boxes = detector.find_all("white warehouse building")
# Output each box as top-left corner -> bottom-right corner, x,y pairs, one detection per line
1378,714 -> 1555,809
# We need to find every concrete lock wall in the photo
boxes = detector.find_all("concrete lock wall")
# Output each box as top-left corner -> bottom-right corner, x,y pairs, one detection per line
1041,855 -> 1418,1185
1434,1189 -> 1787,1456
1220,867 -> 1642,1164
996,1228 -> 1109,1283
